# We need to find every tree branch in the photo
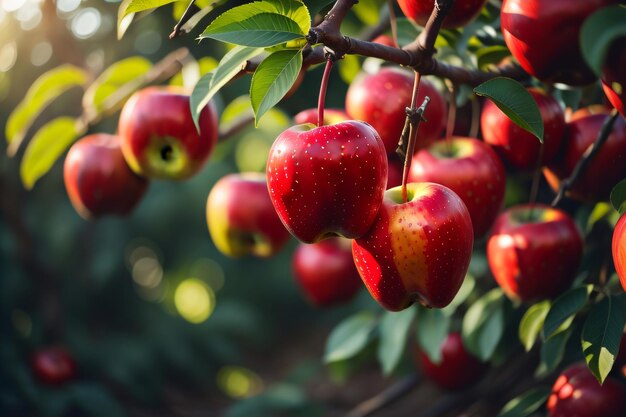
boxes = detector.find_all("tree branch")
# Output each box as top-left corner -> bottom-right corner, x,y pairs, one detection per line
551,110 -> 620,207
345,373 -> 421,417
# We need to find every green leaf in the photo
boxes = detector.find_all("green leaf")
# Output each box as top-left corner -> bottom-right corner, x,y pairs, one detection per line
498,387 -> 550,417
611,179 -> 626,215
462,288 -> 506,361
519,300 -> 551,352
199,1 -> 310,47
250,48 -> 303,125
83,56 -> 152,117
415,306 -> 451,364
124,0 -> 179,16
338,54 -> 361,84
581,6 -> 626,76
352,0 -> 384,25
442,273 -> 476,316
476,45 -> 511,70
377,308 -> 416,375
117,0 -> 135,39
543,285 -> 592,340
581,294 -> 626,383
474,77 -> 544,142
586,202 -> 614,233
303,0 -> 334,17
6,65 -> 87,156
324,312 -> 377,363
536,327 -> 572,377
190,46 -> 264,129
396,18 -> 421,48
20,118 -> 82,190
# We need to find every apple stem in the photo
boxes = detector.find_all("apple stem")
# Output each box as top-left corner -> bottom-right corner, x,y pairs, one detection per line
386,0 -> 400,48
317,52 -> 335,127
551,110 -> 619,207
400,71 -> 428,203
445,80 -> 457,155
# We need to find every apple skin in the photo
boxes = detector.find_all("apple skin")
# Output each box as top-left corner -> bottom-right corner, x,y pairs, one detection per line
547,363 -> 626,417
543,112 -> 626,202
293,108 -> 350,126
267,121 -> 388,243
206,173 -> 290,258
64,134 -> 148,219
409,137 -> 506,237
293,237 -> 362,306
345,68 -> 446,154
501,0 -> 619,86
602,37 -> 626,117
118,86 -> 219,180
32,347 -> 77,386
613,213 -> 626,292
417,332 -> 487,390
352,183 -> 473,311
481,88 -> 565,169
397,0 -> 488,29
487,204 -> 583,302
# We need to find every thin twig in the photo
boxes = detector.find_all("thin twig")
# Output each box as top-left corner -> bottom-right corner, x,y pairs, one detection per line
345,373 -> 421,417
169,0 -> 199,39
551,110 -> 620,207
386,0 -> 399,48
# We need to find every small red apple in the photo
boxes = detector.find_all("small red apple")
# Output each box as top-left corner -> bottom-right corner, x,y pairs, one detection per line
602,37 -> 626,117
409,137 -> 506,237
481,88 -> 565,169
613,213 -> 626,292
293,237 -> 362,306
267,121 -> 388,243
501,0 -> 619,86
397,0 -> 488,29
487,204 -> 583,302
64,133 -> 148,219
417,332 -> 487,390
345,68 -> 446,154
352,182 -> 473,311
119,86 -> 218,180
547,363 -> 626,417
206,173 -> 290,257
543,111 -> 626,202
32,347 -> 77,386
293,108 -> 350,126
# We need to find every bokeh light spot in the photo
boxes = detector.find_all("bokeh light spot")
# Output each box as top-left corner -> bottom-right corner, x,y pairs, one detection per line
71,7 -> 100,39
30,41 -> 52,66
217,366 -> 263,398
174,278 -> 215,323
0,41 -> 17,72
56,0 -> 80,14
1,0 -> 26,13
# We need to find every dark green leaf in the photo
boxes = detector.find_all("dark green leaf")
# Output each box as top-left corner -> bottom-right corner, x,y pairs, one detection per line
498,387 -> 551,417
581,6 -> 626,76
581,294 -> 626,383
415,306 -> 450,364
396,18 -> 421,48
324,312 -> 377,363
250,48 -> 303,125
611,179 -> 626,215
20,118 -> 83,190
476,45 -> 511,70
6,65 -> 87,156
377,308 -> 416,375
191,46 -> 263,130
519,300 -> 551,352
536,327 -> 573,377
474,77 -> 544,142
462,288 -> 506,361
304,0 -> 334,18
543,286 -> 592,340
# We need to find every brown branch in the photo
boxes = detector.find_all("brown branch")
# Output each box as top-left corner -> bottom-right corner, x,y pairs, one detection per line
345,373 -> 421,417
551,110 -> 620,207
413,0 -> 455,55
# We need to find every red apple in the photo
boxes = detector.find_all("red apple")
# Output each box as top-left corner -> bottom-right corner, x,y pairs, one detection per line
206,173 -> 290,257
417,332 -> 487,390
501,0 -> 619,86
293,108 -> 350,126
547,363 -> 626,417
613,213 -> 626,292
409,137 -> 506,237
481,88 -> 565,169
487,204 -> 583,302
352,182 -> 473,311
345,68 -> 446,154
293,237 -> 362,306
32,347 -> 77,385
63,134 -> 148,219
543,111 -> 626,202
119,86 -> 218,180
602,37 -> 626,117
398,0 -> 488,29
267,121 -> 388,243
